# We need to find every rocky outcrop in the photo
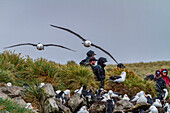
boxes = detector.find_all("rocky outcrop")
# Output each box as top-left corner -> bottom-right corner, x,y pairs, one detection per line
68,93 -> 85,112
1,83 -> 159,113
0,92 -> 10,100
0,85 -> 29,111
43,98 -> 59,113
0,86 -> 24,98
126,102 -> 150,112
40,83 -> 59,113
56,98 -> 72,113
0,86 -> 27,107
13,97 -> 27,106
114,100 -> 134,112
89,101 -> 106,113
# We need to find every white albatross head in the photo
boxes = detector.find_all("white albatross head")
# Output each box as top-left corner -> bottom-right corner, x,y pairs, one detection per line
83,40 -> 91,47
36,43 -> 44,50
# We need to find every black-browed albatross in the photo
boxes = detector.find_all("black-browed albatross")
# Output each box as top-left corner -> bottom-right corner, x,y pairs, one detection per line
50,24 -> 118,64
4,43 -> 76,52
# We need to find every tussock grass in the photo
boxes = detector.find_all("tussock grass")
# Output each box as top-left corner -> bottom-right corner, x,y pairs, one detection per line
22,83 -> 41,109
53,65 -> 99,91
0,51 -> 169,110
0,98 -> 33,113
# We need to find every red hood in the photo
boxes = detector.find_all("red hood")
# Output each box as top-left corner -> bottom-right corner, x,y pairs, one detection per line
161,68 -> 168,76
161,68 -> 170,87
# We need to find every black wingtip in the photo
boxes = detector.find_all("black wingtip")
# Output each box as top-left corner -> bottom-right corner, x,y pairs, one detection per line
50,24 -> 56,27
71,50 -> 76,52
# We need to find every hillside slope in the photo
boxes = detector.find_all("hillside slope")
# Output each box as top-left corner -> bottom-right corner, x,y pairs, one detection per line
107,61 -> 170,77
0,51 -> 169,111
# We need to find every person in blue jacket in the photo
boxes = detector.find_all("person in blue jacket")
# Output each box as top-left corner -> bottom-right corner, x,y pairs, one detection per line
79,50 -> 96,66
93,57 -> 107,88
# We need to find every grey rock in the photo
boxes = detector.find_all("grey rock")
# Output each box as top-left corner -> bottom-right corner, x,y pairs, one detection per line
43,98 -> 59,113
126,102 -> 150,112
13,96 -> 27,106
89,101 -> 106,113
56,98 -> 72,113
0,86 -> 24,98
40,83 -> 59,113
115,100 -> 134,111
0,92 -> 10,100
68,93 -> 84,112
40,83 -> 56,100
113,110 -> 125,113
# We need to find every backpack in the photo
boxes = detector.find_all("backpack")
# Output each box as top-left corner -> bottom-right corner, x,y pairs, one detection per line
93,65 -> 105,80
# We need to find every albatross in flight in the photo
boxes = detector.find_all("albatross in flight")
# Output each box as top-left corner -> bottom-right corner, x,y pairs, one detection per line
50,24 -> 118,64
4,43 -> 76,52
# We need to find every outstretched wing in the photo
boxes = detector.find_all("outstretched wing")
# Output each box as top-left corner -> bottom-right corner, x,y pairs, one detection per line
44,44 -> 76,52
50,24 -> 86,42
4,43 -> 36,49
91,43 -> 118,64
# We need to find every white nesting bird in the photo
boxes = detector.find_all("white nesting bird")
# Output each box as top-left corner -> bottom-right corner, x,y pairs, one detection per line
131,91 -> 145,102
64,89 -> 71,98
76,86 -> 83,95
146,94 -> 152,99
25,103 -> 33,109
39,83 -> 45,88
149,105 -> 158,113
56,90 -> 61,95
122,94 -> 130,101
77,106 -> 89,113
136,91 -> 147,104
108,90 -> 119,98
102,94 -> 111,102
64,89 -> 70,95
137,91 -> 145,97
6,82 -> 12,87
152,99 -> 162,108
145,94 -> 153,105
164,102 -> 170,113
74,89 -> 79,93
109,71 -> 126,83
131,95 -> 139,102
163,89 -> 168,100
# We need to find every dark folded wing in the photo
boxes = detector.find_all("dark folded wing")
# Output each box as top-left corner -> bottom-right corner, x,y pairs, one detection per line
44,44 -> 76,52
91,43 -> 118,64
113,92 -> 121,96
110,75 -> 121,80
4,43 -> 36,49
50,24 -> 86,42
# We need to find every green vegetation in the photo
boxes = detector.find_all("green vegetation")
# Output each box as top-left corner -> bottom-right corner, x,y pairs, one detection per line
22,83 -> 41,109
105,68 -> 156,97
0,51 -> 169,111
107,61 -> 170,77
0,98 -> 33,113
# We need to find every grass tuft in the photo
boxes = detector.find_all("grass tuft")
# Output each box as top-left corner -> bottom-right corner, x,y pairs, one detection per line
0,98 -> 33,113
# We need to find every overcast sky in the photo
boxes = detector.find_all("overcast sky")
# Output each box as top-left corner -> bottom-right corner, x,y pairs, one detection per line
0,0 -> 169,65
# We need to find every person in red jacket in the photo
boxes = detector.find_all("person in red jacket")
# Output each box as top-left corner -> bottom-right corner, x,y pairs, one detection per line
161,68 -> 170,87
